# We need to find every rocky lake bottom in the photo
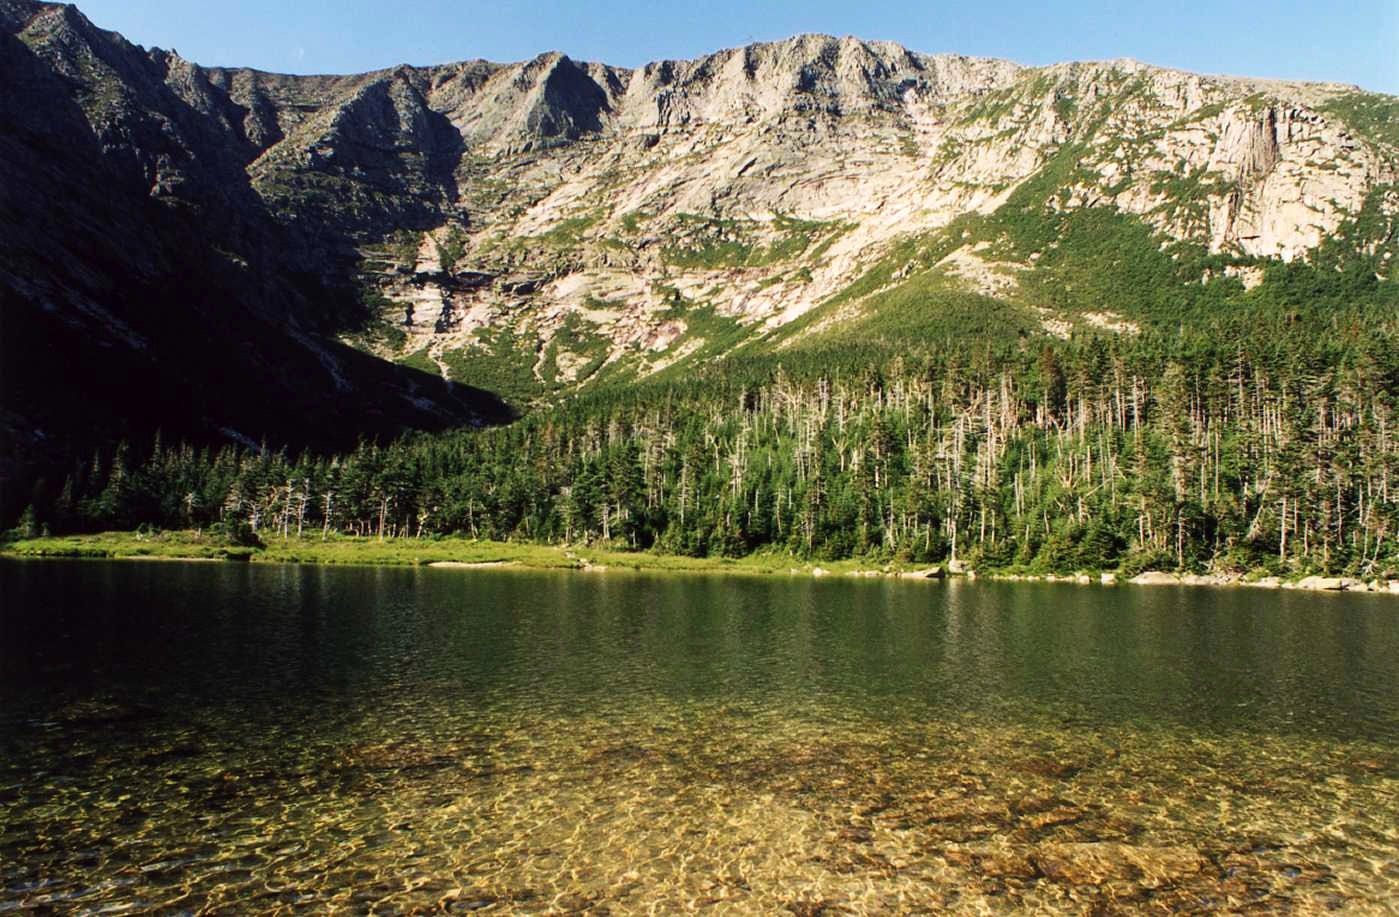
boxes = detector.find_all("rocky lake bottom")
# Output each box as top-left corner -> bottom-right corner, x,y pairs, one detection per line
1,561 -> 1396,913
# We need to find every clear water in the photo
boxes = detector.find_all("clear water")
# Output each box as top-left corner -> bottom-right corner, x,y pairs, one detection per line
1,561 -> 1397,913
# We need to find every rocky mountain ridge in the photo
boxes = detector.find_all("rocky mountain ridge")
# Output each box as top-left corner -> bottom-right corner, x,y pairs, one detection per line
336,35 -> 1394,402
2,0 -> 1397,484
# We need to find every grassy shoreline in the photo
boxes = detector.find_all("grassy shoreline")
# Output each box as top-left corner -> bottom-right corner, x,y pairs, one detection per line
0,531 -> 908,578
3,531 -> 1397,595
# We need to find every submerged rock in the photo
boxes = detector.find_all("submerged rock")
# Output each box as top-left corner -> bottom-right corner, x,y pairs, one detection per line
1021,806 -> 1087,833
783,898 -> 837,917
55,698 -> 162,726
1019,757 -> 1085,780
1033,842 -> 1207,887
944,845 -> 1040,879
140,743 -> 206,765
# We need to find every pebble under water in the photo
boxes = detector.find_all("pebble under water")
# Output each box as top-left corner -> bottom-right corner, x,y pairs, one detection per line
1,561 -> 1397,913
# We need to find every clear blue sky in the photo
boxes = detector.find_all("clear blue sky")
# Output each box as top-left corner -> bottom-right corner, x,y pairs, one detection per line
75,0 -> 1398,93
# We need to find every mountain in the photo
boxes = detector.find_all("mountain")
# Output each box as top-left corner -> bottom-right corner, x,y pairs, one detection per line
0,1 -> 509,508
2,1 -> 1397,513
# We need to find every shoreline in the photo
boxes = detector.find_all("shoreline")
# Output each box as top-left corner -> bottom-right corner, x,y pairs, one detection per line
2,532 -> 1396,596
982,569 -> 1399,596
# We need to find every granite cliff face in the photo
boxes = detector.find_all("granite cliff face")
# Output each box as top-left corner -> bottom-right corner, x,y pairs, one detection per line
2,0 -> 1396,477
272,36 -> 1395,401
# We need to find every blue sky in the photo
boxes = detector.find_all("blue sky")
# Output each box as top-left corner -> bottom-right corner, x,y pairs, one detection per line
76,0 -> 1398,93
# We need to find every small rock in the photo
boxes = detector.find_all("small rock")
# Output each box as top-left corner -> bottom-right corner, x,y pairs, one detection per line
784,898 -> 833,917
942,848 -> 977,869
837,825 -> 873,844
1010,794 -> 1075,816
553,892 -> 594,912
1023,806 -> 1086,832
980,850 -> 1040,878
443,896 -> 498,912
1130,571 -> 1180,585
1100,572 -> 1118,585
1020,758 -> 1083,780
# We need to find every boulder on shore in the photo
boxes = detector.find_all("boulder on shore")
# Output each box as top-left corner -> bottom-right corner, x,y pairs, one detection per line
900,566 -> 945,579
1291,576 -> 1347,591
1130,571 -> 1180,585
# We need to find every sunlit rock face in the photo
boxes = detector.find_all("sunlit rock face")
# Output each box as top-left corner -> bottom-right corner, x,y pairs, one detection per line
165,26 -> 1399,391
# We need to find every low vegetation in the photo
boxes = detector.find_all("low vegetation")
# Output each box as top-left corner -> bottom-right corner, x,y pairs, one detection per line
663,213 -> 848,269
440,328 -> 541,410
1319,92 -> 1399,162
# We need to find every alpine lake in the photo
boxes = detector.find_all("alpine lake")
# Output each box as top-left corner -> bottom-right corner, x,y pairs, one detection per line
1,560 -> 1396,913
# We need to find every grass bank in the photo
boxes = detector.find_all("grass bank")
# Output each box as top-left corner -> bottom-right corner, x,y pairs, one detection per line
6,532 -> 1394,595
0,531 -> 928,578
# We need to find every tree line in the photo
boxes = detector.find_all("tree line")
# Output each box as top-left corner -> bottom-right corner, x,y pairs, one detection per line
16,329 -> 1399,578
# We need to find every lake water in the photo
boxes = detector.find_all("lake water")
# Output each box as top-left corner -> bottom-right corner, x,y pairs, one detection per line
1,560 -> 1397,913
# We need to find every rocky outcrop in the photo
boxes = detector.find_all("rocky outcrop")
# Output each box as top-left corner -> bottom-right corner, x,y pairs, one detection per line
614,35 -> 1021,129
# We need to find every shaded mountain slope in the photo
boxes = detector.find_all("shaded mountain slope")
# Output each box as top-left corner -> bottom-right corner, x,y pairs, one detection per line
0,2 -> 508,510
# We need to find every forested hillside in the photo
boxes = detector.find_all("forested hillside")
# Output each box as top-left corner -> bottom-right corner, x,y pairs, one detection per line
31,281 -> 1399,576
